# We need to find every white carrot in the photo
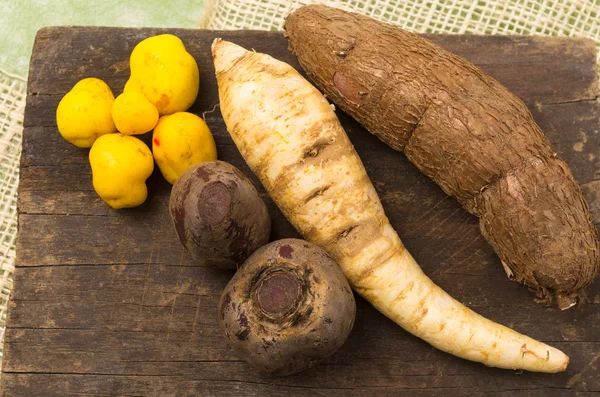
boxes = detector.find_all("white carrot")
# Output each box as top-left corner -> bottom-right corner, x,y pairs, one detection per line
212,38 -> 569,373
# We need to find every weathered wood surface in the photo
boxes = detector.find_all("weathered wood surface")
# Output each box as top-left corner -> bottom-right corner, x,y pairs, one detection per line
2,27 -> 600,396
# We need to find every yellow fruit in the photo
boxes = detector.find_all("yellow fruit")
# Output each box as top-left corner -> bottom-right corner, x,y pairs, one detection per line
89,133 -> 154,209
152,112 -> 217,184
124,34 -> 199,116
112,91 -> 159,135
56,78 -> 117,148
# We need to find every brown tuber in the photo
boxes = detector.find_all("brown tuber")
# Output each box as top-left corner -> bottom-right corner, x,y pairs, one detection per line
169,160 -> 271,269
218,238 -> 356,376
284,5 -> 600,310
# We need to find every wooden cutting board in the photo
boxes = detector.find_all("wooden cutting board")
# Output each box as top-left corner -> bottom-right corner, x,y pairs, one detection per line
2,27 -> 600,396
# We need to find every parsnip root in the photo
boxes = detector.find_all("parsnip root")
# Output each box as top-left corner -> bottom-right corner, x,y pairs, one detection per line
212,38 -> 569,373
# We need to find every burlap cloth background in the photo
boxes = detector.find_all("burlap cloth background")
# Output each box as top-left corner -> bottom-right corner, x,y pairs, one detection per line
0,0 -> 599,366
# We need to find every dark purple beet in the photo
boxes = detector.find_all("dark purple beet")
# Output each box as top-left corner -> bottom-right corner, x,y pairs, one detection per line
169,161 -> 271,269
218,239 -> 356,376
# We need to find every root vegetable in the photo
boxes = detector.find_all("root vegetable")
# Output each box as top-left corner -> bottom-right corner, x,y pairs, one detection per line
212,38 -> 570,372
111,91 -> 159,135
153,112 -> 218,184
89,133 -> 153,209
219,239 -> 356,376
56,78 -> 117,148
125,34 -> 199,116
169,160 -> 271,269
284,5 -> 600,310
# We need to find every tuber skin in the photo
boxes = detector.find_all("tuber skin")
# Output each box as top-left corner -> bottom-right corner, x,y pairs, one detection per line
169,160 -> 271,269
219,239 -> 356,376
284,5 -> 600,310
212,38 -> 569,372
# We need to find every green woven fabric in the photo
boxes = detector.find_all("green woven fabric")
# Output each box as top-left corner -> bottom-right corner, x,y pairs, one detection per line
0,0 -> 205,76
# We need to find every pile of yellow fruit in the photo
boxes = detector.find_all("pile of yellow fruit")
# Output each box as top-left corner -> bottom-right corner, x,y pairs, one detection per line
56,34 -> 217,209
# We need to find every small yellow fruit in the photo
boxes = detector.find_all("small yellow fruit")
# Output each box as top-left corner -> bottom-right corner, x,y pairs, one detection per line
152,112 -> 217,184
56,78 -> 117,148
89,133 -> 154,209
124,34 -> 199,116
112,91 -> 159,135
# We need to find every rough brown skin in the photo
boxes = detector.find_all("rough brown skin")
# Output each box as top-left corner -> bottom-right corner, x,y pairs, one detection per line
284,5 -> 600,310
218,238 -> 356,376
169,160 -> 271,269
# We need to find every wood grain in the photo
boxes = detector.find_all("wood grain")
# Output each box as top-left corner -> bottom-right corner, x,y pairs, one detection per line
2,27 -> 600,396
